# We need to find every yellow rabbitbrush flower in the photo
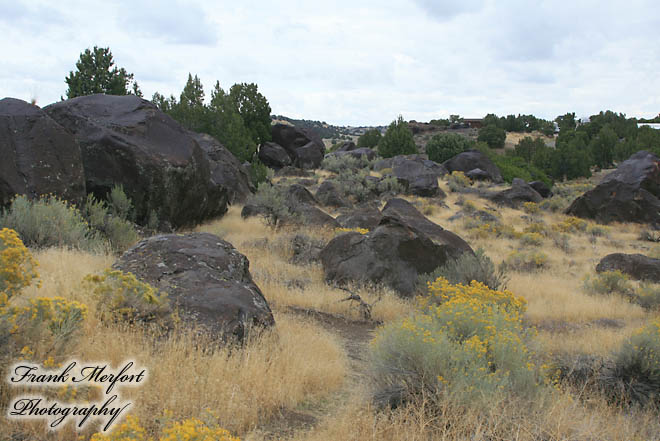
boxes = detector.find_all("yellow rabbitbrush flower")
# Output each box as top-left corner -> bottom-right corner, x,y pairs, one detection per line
0,227 -> 40,301
91,415 -> 241,441
335,227 -> 369,235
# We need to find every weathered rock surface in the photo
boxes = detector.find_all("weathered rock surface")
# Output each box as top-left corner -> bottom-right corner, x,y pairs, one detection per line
192,132 -> 253,203
566,151 -> 660,224
596,253 -> 660,283
327,147 -> 377,161
320,198 -> 473,297
335,206 -> 383,230
45,94 -> 227,228
114,233 -> 275,341
316,180 -> 351,208
258,141 -> 292,169
490,178 -> 542,207
529,180 -> 552,198
0,98 -> 86,207
271,123 -> 325,169
443,150 -> 503,183
391,155 -> 446,197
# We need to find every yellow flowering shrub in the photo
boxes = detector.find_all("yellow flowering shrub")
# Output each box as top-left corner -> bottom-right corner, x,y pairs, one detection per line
447,171 -> 471,191
335,227 -> 369,235
90,414 -> 241,441
553,216 -> 587,233
519,232 -> 543,247
0,228 -> 39,301
523,222 -> 549,236
84,270 -> 171,326
464,221 -> 521,240
522,201 -> 539,215
371,277 -> 542,408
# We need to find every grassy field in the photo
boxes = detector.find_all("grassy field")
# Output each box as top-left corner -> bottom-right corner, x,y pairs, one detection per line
2,170 -> 659,441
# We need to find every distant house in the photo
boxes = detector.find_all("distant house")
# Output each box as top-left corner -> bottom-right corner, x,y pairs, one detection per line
638,123 -> 660,130
463,118 -> 484,129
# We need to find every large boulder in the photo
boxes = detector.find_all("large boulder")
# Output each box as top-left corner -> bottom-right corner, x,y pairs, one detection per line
596,253 -> 660,283
335,206 -> 382,230
566,151 -> 660,224
490,178 -> 542,208
391,155 -> 446,197
271,123 -> 325,169
192,132 -> 254,203
327,147 -> 377,161
443,150 -> 503,183
529,181 -> 552,198
320,198 -> 472,297
114,233 -> 275,341
0,98 -> 86,207
45,94 -> 227,228
335,141 -> 358,152
258,141 -> 292,169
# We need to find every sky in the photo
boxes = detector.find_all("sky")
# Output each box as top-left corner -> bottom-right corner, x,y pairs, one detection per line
1,0 -> 659,126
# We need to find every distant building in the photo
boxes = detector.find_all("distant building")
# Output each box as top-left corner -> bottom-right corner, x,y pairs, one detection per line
463,118 -> 484,128
638,123 -> 660,130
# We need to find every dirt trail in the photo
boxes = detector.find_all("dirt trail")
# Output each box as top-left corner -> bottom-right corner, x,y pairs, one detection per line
252,307 -> 377,440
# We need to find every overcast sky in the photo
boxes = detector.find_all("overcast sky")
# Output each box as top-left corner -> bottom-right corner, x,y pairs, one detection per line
1,0 -> 659,126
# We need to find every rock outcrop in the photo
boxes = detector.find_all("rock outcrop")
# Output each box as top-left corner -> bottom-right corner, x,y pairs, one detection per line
443,150 -> 503,183
596,253 -> 660,283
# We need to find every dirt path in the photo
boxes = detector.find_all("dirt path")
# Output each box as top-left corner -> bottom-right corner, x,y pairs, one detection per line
252,307 -> 377,440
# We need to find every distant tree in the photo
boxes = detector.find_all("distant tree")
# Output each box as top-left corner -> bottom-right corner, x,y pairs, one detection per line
555,112 -> 577,133
483,113 -> 501,128
378,116 -> 417,158
209,82 -> 256,162
551,132 -> 592,179
514,136 -> 546,163
357,129 -> 382,148
477,124 -> 506,149
229,83 -> 272,145
589,125 -> 617,168
425,133 -> 473,163
167,74 -> 209,133
65,46 -> 140,99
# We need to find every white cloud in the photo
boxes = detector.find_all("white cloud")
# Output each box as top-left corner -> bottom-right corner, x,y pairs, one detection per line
1,0 -> 659,125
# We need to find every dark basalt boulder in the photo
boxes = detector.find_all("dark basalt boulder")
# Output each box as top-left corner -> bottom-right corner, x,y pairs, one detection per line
335,206 -> 383,230
45,94 -> 227,228
286,184 -> 317,206
327,147 -> 377,161
258,141 -> 292,169
566,151 -> 660,224
391,155 -> 446,197
443,150 -> 503,183
320,198 -> 473,297
335,141 -> 358,152
192,132 -> 254,203
316,180 -> 351,208
275,166 -> 314,177
290,234 -> 326,265
0,98 -> 86,207
529,181 -> 552,198
271,123 -> 325,169
466,168 -> 491,181
373,158 -> 393,171
490,178 -> 542,208
596,253 -> 660,283
114,233 -> 275,342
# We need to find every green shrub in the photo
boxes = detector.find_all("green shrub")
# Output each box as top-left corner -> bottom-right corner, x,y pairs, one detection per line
248,159 -> 271,187
83,193 -> 139,254
374,175 -> 404,196
418,248 -> 507,291
490,154 -> 553,188
584,270 -> 633,296
477,124 -> 506,149
108,184 -> 133,221
322,154 -> 371,173
83,269 -> 171,327
601,319 -> 660,406
425,133 -> 473,163
246,183 -> 292,226
357,128 -> 382,148
0,195 -> 103,251
519,232 -> 543,247
635,283 -> 660,310
371,277 -> 542,410
378,116 -> 417,158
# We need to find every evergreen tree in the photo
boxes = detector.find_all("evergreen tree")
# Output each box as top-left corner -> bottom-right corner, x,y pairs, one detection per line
65,46 -> 140,98
378,116 -> 417,158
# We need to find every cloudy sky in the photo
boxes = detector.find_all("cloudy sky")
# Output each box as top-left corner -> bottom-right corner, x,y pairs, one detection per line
1,0 -> 659,125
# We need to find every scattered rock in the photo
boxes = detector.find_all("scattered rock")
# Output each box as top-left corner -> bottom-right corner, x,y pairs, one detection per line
490,178 -> 542,208
567,151 -> 660,224
258,141 -> 292,169
327,148 -> 377,161
335,141 -> 358,152
391,155 -> 446,197
465,168 -> 491,181
443,150 -> 503,183
290,234 -> 326,265
596,253 -> 660,283
316,180 -> 351,208
0,98 -> 86,207
529,180 -> 552,198
271,123 -> 325,169
114,233 -> 275,342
